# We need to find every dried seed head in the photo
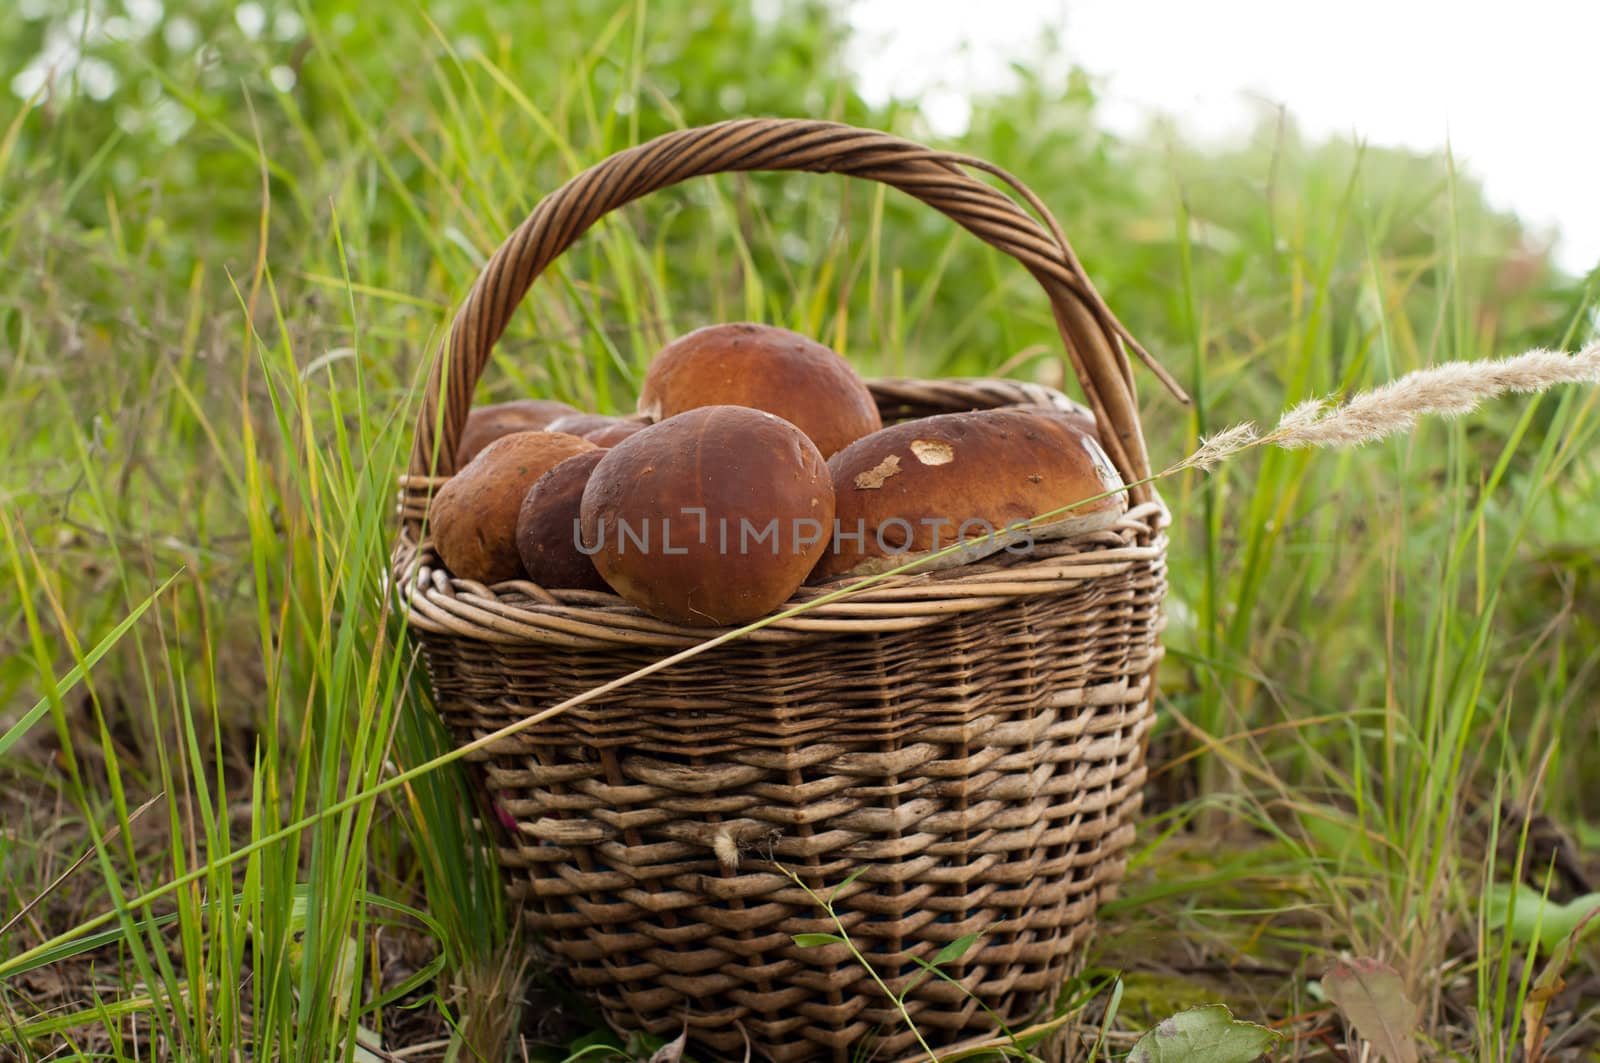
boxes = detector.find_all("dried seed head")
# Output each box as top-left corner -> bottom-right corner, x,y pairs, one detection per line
713,830 -> 740,871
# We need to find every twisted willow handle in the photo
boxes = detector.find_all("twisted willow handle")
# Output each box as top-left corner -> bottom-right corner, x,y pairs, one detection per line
409,117 -> 1178,504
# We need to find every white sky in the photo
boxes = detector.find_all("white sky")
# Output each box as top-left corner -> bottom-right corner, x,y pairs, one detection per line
844,0 -> 1600,275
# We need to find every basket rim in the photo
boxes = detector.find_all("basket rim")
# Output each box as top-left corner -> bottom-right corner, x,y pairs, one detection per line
393,502 -> 1168,650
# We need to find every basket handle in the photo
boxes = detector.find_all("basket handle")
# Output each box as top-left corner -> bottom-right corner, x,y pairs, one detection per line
409,118 -> 1180,504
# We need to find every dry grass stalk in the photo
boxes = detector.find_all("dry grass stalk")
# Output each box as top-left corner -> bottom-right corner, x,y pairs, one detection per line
1171,344 -> 1600,473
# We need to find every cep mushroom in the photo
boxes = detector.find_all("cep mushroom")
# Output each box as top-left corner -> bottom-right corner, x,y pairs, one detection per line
545,412 -> 649,448
546,412 -> 618,436
580,406 -> 835,626
1016,399 -> 1101,445
430,431 -> 599,584
515,450 -> 610,591
580,421 -> 647,448
812,407 -> 1127,582
637,322 -> 882,457
456,399 -> 581,466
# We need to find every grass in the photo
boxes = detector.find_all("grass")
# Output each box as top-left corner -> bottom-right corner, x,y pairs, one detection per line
2,1 -> 1598,1060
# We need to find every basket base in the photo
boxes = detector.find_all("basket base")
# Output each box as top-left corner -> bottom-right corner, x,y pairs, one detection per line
568,941 -> 1091,1063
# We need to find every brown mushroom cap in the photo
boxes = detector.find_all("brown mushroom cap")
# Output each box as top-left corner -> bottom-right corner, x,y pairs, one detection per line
430,431 -> 599,584
812,407 -> 1127,582
580,405 -> 835,627
515,450 -> 610,591
545,412 -> 622,438
456,399 -> 581,466
581,420 -> 647,448
543,412 -> 649,448
637,322 -> 882,458
1015,400 -> 1101,446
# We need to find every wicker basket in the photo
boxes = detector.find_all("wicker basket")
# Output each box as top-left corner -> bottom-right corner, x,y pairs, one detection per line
393,119 -> 1170,1062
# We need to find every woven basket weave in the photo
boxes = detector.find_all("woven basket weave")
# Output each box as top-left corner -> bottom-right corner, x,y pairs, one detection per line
393,119 -> 1170,1062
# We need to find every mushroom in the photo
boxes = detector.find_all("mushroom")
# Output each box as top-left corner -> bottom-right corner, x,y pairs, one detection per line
515,450 -> 610,591
456,399 -> 581,466
544,412 -> 650,448
546,412 -> 620,437
429,431 -> 599,584
637,322 -> 882,457
1014,399 -> 1102,447
580,405 -> 835,626
811,407 -> 1127,582
583,422 -> 646,447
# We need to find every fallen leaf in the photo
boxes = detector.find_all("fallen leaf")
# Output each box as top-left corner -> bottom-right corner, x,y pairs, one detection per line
352,1024 -> 387,1063
646,1028 -> 688,1063
1523,904 -> 1600,1062
1126,1003 -> 1279,1063
1322,957 -> 1421,1063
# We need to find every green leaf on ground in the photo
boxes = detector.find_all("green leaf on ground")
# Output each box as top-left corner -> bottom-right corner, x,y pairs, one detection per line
1487,883 -> 1600,953
1127,1004 -> 1279,1062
